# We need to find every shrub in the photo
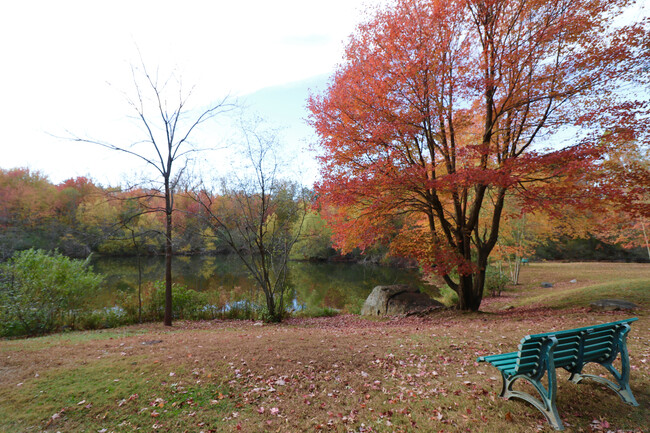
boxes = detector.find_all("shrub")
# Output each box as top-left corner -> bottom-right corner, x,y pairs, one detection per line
119,281 -> 216,322
220,299 -> 263,320
0,249 -> 103,336
484,266 -> 510,297
293,306 -> 340,318
151,281 -> 215,320
77,306 -> 130,330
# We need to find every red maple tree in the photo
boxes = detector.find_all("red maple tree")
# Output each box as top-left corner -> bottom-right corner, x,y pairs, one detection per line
309,0 -> 649,310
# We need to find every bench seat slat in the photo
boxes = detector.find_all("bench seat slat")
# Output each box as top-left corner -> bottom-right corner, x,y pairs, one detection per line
585,336 -> 614,344
554,355 -> 579,367
519,346 -> 542,356
583,348 -> 612,360
491,359 -> 517,368
583,341 -> 612,352
584,337 -> 614,347
481,352 -> 517,360
478,352 -> 518,363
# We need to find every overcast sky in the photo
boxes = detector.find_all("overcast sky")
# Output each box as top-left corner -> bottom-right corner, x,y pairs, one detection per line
2,0 -> 646,188
0,0 -> 386,186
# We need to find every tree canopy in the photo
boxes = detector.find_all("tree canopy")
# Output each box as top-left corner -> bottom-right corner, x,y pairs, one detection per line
309,0 -> 650,310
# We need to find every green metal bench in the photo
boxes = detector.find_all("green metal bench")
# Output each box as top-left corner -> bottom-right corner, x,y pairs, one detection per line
477,318 -> 639,430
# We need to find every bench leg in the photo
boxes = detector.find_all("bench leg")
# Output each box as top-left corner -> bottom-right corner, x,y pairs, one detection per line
500,338 -> 564,431
570,371 -> 638,406
502,372 -> 564,431
568,324 -> 639,406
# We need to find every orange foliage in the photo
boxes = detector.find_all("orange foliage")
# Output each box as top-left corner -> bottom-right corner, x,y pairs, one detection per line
0,168 -> 57,228
309,0 -> 649,310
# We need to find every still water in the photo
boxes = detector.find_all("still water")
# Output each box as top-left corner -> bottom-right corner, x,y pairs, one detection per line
90,255 -> 436,313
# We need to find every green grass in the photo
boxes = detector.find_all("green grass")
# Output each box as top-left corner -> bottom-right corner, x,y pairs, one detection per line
0,328 -> 153,353
513,278 -> 650,309
515,262 -> 650,287
0,356 -> 239,432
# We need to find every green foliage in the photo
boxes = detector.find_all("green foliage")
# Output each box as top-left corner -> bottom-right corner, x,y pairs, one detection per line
535,235 -> 648,262
76,306 -> 130,330
293,305 -> 340,318
291,211 -> 335,260
153,281 -> 211,320
484,266 -> 510,297
434,285 -> 458,307
119,281 -> 216,322
0,249 -> 103,336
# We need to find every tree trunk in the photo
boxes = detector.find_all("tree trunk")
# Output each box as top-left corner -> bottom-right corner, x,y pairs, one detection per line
164,180 -> 173,327
514,258 -> 519,285
641,218 -> 650,261
263,281 -> 279,322
130,229 -> 143,323
456,273 -> 483,311
456,251 -> 488,311
137,252 -> 143,323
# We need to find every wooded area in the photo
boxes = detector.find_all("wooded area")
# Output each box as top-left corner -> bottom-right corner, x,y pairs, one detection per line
0,166 -> 647,265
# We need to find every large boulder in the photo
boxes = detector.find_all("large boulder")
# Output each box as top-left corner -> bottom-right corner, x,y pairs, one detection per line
361,285 -> 444,316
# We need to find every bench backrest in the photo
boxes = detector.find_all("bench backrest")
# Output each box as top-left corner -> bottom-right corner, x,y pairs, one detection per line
514,318 -> 637,376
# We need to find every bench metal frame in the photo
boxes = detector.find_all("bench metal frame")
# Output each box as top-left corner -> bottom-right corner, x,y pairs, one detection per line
477,319 -> 639,431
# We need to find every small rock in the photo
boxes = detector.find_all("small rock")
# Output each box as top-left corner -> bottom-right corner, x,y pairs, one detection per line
569,279 -> 577,283
541,282 -> 553,288
590,299 -> 639,311
141,340 -> 163,346
500,305 -> 515,311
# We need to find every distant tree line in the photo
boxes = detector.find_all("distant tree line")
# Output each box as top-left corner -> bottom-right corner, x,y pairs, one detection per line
1,167 -> 647,266
0,167 -> 337,262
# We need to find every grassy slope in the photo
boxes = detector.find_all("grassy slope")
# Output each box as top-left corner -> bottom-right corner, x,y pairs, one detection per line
0,262 -> 648,433
480,262 -> 650,311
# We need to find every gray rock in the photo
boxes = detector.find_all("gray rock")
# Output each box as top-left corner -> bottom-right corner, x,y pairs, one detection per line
590,299 -> 639,311
541,282 -> 553,288
361,285 -> 444,316
570,279 -> 578,284
361,285 -> 409,316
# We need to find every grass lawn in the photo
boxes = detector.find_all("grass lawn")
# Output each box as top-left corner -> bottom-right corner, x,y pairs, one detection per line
1,262 -> 648,432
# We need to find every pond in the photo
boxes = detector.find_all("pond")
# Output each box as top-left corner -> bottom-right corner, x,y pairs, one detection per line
89,255 -> 437,313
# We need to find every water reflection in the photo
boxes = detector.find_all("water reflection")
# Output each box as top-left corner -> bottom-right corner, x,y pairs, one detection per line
90,255 -> 437,313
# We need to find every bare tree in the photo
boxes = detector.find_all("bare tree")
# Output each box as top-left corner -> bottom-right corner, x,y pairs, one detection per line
197,119 -> 308,322
69,61 -> 232,326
